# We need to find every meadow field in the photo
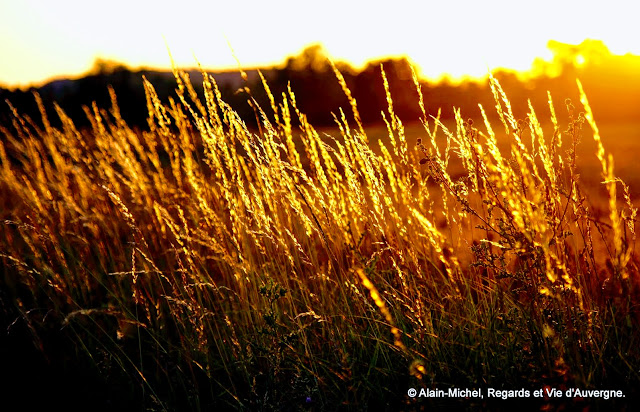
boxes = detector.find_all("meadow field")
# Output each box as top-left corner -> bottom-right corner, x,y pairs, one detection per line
1,66 -> 639,410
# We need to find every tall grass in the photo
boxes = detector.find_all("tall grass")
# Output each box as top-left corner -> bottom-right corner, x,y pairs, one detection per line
1,64 -> 638,410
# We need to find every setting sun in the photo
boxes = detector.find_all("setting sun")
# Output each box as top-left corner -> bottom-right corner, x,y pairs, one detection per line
1,0 -> 639,87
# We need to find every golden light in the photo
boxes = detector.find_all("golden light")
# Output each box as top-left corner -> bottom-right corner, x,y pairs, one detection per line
1,0 -> 638,88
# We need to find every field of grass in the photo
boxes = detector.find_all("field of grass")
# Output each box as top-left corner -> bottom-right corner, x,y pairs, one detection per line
1,66 -> 639,410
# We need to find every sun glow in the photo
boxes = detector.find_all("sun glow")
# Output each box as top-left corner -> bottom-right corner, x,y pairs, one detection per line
1,0 -> 638,87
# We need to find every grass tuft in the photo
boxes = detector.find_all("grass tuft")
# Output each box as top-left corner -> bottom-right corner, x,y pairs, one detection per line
1,65 -> 638,409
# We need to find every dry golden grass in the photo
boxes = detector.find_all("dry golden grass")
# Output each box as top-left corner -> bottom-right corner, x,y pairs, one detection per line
1,65 -> 638,410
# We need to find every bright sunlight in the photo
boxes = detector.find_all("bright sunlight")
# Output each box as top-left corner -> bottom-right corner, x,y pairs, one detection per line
1,0 -> 638,87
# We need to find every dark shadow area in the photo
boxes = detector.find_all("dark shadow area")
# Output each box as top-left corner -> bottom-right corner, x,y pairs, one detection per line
0,284 -> 143,411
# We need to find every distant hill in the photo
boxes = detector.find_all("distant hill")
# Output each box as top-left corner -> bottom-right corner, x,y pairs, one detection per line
0,67 -> 278,129
2,40 -> 640,131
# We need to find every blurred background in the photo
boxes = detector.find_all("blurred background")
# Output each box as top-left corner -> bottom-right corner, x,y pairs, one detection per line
1,0 -> 638,130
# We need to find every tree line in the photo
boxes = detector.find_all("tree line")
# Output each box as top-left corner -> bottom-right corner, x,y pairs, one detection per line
1,40 -> 638,132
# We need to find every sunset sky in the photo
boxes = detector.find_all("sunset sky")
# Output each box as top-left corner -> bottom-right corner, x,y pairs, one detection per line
1,0 -> 639,88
